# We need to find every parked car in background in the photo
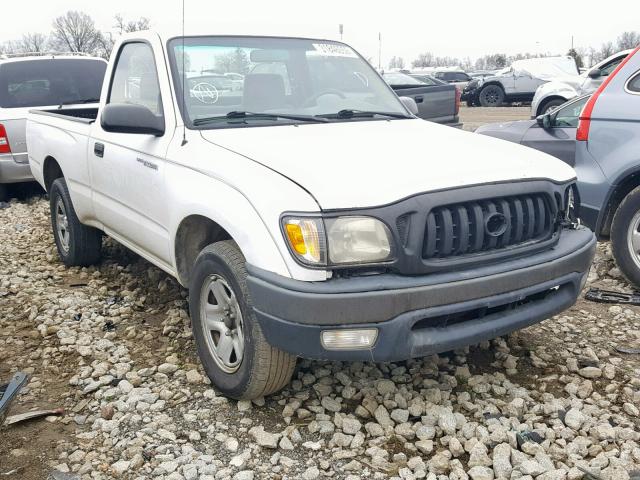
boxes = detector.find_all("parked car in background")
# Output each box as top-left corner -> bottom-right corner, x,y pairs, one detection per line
433,70 -> 472,89
383,72 -> 461,126
27,31 -> 594,399
531,50 -> 632,117
463,56 -> 578,107
0,53 -> 106,201
570,47 -> 640,286
476,94 -> 590,165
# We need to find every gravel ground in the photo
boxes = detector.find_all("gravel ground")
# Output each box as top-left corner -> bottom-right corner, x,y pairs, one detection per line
1,126 -> 640,480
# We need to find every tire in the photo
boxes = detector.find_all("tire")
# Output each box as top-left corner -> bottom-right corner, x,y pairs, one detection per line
539,98 -> 566,116
611,186 -> 640,287
479,85 -> 505,107
189,240 -> 296,400
0,184 -> 7,203
49,178 -> 102,267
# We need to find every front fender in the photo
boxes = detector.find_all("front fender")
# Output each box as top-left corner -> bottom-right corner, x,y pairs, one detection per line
164,151 -> 327,283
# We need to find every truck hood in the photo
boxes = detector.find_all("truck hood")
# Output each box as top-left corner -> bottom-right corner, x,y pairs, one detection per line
200,119 -> 575,210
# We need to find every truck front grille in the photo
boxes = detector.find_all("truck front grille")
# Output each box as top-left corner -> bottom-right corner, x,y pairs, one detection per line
422,193 -> 554,260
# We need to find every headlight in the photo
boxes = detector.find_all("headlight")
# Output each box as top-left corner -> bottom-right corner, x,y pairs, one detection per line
326,217 -> 393,264
564,184 -> 580,224
282,216 -> 394,267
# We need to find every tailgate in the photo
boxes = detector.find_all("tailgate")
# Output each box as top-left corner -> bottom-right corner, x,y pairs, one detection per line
391,84 -> 456,123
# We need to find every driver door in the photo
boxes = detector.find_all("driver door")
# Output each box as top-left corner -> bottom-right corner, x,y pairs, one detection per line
90,39 -> 174,266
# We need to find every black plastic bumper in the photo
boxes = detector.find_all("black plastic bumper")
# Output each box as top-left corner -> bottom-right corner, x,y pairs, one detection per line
247,227 -> 595,361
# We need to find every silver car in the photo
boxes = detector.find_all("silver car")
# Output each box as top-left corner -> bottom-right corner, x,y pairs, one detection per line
475,94 -> 589,165
0,54 -> 106,201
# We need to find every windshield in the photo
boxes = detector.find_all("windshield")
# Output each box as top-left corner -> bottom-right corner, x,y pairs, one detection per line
167,36 -> 408,127
0,59 -> 106,108
382,72 -> 424,86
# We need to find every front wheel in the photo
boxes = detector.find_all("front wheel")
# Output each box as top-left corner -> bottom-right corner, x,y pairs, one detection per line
611,186 -> 640,287
49,178 -> 102,267
189,241 -> 296,400
479,85 -> 505,107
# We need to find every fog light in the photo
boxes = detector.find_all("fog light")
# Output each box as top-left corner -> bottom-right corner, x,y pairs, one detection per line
321,329 -> 378,350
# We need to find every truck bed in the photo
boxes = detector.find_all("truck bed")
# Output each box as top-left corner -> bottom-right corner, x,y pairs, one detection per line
30,107 -> 99,124
389,84 -> 460,126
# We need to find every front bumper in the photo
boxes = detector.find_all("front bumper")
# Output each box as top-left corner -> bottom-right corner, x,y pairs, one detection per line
247,227 -> 595,361
0,153 -> 33,184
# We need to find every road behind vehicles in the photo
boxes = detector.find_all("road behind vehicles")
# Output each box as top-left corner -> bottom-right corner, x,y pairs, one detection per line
28,31 -> 595,400
531,50 -> 631,117
0,54 -> 106,201
383,72 -> 461,125
570,46 -> 640,286
476,94 -> 590,165
463,56 -> 578,107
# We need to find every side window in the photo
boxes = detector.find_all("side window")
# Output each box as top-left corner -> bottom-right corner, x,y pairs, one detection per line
600,57 -> 624,77
553,96 -> 589,128
628,72 -> 640,93
109,42 -> 163,115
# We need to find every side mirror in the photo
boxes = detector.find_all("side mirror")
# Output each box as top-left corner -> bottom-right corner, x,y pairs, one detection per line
101,103 -> 165,136
588,68 -> 602,79
399,96 -> 419,115
536,113 -> 553,129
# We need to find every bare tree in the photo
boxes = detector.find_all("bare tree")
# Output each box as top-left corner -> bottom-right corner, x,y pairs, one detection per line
617,31 -> 640,51
388,56 -> 405,69
599,41 -> 615,61
114,14 -> 150,34
20,33 -> 49,53
0,40 -> 22,55
50,11 -> 102,54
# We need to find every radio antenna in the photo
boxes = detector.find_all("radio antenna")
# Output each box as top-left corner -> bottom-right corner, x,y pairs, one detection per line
181,0 -> 188,146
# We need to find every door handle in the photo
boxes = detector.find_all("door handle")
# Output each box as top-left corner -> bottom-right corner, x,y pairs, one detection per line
94,142 -> 104,158
415,96 -> 424,103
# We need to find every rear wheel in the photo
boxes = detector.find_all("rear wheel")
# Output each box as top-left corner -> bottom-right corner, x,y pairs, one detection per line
0,184 -> 8,203
49,178 -> 102,267
539,98 -> 566,116
479,85 -> 505,107
189,240 -> 296,399
611,186 -> 640,287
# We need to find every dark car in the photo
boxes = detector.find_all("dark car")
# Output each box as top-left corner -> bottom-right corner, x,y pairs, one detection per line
475,94 -> 589,166
382,72 -> 461,126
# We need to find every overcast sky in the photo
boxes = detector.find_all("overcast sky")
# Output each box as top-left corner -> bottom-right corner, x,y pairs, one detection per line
3,0 -> 639,66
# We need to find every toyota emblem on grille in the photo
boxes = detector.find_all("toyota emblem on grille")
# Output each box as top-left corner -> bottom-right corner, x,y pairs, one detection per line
484,212 -> 508,237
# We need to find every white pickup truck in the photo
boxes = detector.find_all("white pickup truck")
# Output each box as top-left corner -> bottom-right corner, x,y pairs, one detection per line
27,31 -> 596,400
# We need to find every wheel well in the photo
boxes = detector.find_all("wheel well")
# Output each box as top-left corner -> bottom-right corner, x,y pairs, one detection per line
43,156 -> 63,192
536,96 -> 566,116
480,82 -> 504,92
600,171 -> 640,238
175,215 -> 232,286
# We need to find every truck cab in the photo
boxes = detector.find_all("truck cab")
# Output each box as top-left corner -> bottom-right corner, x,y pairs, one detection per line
27,31 -> 595,400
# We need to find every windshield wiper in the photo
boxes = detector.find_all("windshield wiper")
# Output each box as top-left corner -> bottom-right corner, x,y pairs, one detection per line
193,111 -> 328,126
58,98 -> 100,109
317,109 -> 412,120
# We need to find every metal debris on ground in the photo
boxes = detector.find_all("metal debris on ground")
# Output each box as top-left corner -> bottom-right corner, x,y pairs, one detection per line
584,288 -> 640,305
614,346 -> 640,354
5,407 -> 64,426
0,372 -> 29,426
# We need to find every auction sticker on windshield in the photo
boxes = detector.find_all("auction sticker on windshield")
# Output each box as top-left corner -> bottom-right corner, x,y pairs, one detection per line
311,43 -> 358,58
